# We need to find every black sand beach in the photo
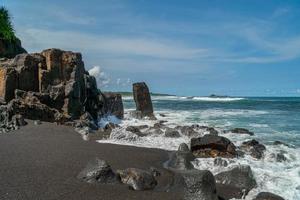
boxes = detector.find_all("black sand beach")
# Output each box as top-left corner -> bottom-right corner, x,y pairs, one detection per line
0,122 -> 182,200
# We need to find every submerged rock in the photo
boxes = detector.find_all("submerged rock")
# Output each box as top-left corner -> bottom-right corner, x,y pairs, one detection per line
253,192 -> 285,200
117,168 -> 157,191
165,127 -> 180,138
191,135 -> 237,158
132,82 -> 156,119
215,165 -> 257,200
230,128 -> 254,136
180,170 -> 219,200
77,158 -> 119,184
167,143 -> 195,170
213,158 -> 228,167
241,139 -> 266,159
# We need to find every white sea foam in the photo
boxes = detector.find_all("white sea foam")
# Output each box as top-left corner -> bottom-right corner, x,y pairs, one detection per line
191,96 -> 245,102
96,102 -> 299,199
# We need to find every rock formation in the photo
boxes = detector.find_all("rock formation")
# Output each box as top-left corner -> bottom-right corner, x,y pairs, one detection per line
0,48 -> 105,126
101,92 -> 124,119
132,82 -> 155,119
0,37 -> 27,58
191,134 -> 237,158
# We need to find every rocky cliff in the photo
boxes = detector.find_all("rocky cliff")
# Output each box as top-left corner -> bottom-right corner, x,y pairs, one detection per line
0,48 -> 115,126
0,37 -> 27,58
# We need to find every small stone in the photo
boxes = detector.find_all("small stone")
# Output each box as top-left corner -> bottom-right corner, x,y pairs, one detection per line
34,120 -> 42,125
165,128 -> 180,138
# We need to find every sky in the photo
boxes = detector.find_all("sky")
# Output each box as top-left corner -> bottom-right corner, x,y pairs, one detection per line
2,0 -> 300,96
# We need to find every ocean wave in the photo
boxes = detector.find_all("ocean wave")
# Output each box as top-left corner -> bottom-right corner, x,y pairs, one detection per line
190,96 -> 245,102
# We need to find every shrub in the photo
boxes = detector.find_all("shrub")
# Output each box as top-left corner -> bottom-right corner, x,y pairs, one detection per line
0,6 -> 16,41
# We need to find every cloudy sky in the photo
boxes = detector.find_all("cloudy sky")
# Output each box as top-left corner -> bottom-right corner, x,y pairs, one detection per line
3,0 -> 300,96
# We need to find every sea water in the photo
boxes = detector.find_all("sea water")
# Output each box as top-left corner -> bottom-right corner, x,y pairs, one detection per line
98,96 -> 300,200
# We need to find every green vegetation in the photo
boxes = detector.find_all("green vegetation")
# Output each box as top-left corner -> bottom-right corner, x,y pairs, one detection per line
0,6 -> 16,41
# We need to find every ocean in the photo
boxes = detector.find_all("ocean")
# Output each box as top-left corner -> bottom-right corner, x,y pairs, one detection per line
98,96 -> 300,200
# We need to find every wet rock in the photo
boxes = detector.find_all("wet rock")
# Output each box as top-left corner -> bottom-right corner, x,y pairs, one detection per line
178,143 -> 190,152
230,128 -> 254,136
167,143 -> 195,170
270,153 -> 287,162
213,158 -> 228,167
178,125 -> 198,137
101,92 -> 124,119
149,167 -> 161,177
207,127 -> 218,135
146,127 -> 163,135
117,168 -> 157,190
253,192 -> 285,200
191,135 -> 237,158
215,165 -> 257,200
126,126 -> 141,134
132,82 -> 156,119
159,113 -> 166,117
241,139 -> 266,159
273,141 -> 289,147
165,127 -> 180,138
77,158 -> 118,184
180,170 -> 218,200
76,112 -> 98,130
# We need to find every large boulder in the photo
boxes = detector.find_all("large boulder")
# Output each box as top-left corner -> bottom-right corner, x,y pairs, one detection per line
180,170 -> 219,200
0,37 -> 27,59
117,168 -> 157,191
132,82 -> 155,119
215,165 -> 257,200
253,192 -> 285,200
191,135 -> 237,158
77,158 -> 119,184
101,92 -> 124,119
166,143 -> 196,170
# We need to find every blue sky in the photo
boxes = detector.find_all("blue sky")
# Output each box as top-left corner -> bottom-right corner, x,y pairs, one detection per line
3,0 -> 300,96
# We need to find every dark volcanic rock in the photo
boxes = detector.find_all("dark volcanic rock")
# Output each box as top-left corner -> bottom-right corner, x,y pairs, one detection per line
0,37 -> 27,59
132,82 -> 155,119
101,92 -> 124,119
253,192 -> 285,200
191,134 -> 237,158
77,158 -> 118,184
230,128 -> 254,136
166,143 -> 195,170
177,125 -> 198,137
241,139 -> 266,159
213,158 -> 228,167
11,114 -> 27,126
165,127 -> 180,138
180,170 -> 219,200
117,168 -> 157,191
215,165 -> 257,200
207,127 -> 219,135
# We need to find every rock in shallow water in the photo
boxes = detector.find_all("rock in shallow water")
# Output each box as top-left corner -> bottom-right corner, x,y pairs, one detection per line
253,192 -> 285,200
77,158 -> 118,184
167,143 -> 195,170
165,127 -> 180,138
117,168 -> 157,191
191,134 -> 237,158
215,165 -> 257,200
241,139 -> 266,159
230,128 -> 254,136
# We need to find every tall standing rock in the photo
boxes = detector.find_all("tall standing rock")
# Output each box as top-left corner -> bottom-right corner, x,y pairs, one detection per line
132,82 -> 155,119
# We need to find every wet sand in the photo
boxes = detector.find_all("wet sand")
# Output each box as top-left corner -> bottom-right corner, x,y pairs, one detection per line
0,122 -> 182,200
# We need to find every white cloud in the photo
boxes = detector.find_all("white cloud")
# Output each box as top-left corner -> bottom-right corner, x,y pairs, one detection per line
88,66 -> 110,87
20,28 -> 208,60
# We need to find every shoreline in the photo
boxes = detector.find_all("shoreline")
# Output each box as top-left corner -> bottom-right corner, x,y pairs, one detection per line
0,121 -> 182,200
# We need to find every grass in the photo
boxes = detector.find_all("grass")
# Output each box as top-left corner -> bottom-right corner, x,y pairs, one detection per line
0,6 -> 16,41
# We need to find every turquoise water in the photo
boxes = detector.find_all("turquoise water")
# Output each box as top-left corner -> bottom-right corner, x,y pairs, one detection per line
123,96 -> 300,147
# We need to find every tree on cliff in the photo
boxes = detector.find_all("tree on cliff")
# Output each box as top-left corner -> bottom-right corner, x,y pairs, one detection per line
0,6 -> 26,58
0,6 -> 16,41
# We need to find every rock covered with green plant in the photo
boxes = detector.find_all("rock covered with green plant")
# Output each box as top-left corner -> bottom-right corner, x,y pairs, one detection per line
0,6 -> 26,58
